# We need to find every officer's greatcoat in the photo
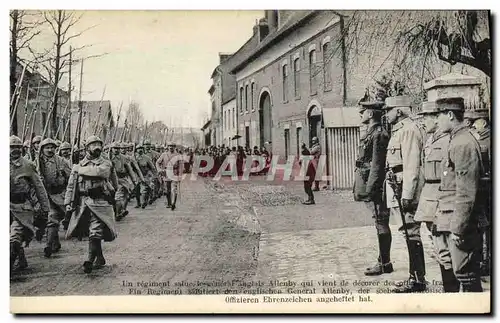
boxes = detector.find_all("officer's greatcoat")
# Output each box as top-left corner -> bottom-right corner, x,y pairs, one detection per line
39,154 -> 72,223
64,156 -> 119,241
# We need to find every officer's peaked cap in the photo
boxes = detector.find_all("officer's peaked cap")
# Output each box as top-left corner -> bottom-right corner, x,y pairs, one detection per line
358,100 -> 384,110
417,101 -> 439,115
383,95 -> 411,110
465,108 -> 490,120
435,97 -> 465,112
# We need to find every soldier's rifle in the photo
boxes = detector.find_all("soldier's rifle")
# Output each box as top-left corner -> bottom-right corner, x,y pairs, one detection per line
54,101 -> 70,140
111,101 -> 124,143
36,87 -> 60,174
10,63 -> 27,114
385,169 -> 420,281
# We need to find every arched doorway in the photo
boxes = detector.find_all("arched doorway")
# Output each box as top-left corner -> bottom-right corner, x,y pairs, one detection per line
307,105 -> 322,146
259,91 -> 272,149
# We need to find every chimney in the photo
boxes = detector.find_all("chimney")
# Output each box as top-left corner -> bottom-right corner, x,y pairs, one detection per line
265,10 -> 278,30
219,53 -> 232,64
257,18 -> 269,42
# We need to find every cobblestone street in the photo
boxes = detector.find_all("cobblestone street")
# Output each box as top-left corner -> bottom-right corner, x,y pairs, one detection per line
11,175 -> 490,296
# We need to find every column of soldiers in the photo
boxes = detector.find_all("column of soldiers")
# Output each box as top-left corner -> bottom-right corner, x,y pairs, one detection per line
10,131 -> 184,275
354,92 -> 490,293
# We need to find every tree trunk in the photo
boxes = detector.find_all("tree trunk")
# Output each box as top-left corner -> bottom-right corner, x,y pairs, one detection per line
10,10 -> 19,136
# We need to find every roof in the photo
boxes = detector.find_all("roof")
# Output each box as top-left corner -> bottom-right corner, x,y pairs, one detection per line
201,119 -> 212,131
208,84 -> 215,95
230,10 -> 319,74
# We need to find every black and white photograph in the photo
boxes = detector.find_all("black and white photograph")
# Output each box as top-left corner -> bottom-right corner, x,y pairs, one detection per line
8,9 -> 491,314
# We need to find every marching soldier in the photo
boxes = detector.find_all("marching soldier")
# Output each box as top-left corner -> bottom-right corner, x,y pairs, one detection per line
22,140 -> 30,159
134,143 -> 157,209
435,97 -> 483,292
310,137 -> 321,191
414,102 -> 459,292
64,135 -> 119,274
109,142 -> 137,221
10,135 -> 50,272
353,100 -> 392,276
469,109 -> 491,276
383,95 -> 426,293
38,138 -> 72,258
156,142 -> 182,210
58,142 -> 72,161
144,140 -> 161,201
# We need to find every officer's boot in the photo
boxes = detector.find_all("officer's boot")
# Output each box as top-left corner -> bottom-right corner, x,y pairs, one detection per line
94,239 -> 106,269
392,240 -> 427,293
83,239 -> 99,274
480,229 -> 490,276
166,190 -> 172,208
462,279 -> 483,292
43,227 -> 54,258
47,226 -> 61,253
115,202 -> 123,221
313,181 -> 320,191
365,233 -> 393,276
439,265 -> 460,293
10,241 -> 21,273
140,189 -> 148,209
171,193 -> 177,211
134,188 -> 141,208
15,246 -> 28,271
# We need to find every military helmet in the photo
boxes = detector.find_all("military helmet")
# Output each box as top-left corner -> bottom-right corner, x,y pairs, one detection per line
167,141 -> 176,147
143,140 -> 151,146
85,135 -> 103,147
40,138 -> 57,149
55,140 -> 62,147
136,143 -> 144,149
10,135 -> 23,147
110,142 -> 121,149
60,142 -> 71,150
23,140 -> 30,148
32,135 -> 42,144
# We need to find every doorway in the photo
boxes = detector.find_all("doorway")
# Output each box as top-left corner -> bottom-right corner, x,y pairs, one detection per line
259,91 -> 272,149
308,105 -> 322,146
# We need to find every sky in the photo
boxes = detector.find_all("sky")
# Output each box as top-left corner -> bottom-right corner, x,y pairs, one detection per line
27,10 -> 264,128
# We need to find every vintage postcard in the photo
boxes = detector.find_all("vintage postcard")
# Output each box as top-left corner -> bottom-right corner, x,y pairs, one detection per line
8,9 -> 491,314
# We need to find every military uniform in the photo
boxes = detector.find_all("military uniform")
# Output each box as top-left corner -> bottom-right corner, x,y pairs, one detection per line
414,102 -> 459,292
10,136 -> 50,272
58,142 -> 72,161
109,142 -> 137,220
383,96 -> 426,292
310,140 -> 321,191
353,100 -> 392,276
38,138 -> 72,257
135,144 -> 157,208
64,135 -> 119,274
436,98 -> 483,292
156,143 -> 182,210
144,141 -> 161,201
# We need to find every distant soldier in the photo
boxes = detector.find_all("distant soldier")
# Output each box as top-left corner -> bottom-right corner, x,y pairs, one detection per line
10,135 -> 50,272
469,109 -> 491,276
435,97 -> 483,292
310,137 -> 322,191
353,100 -> 392,276
383,95 -> 426,293
109,142 -> 137,221
64,135 -> 119,274
156,142 -> 182,210
415,102 -> 459,292
59,142 -> 72,161
38,138 -> 72,258
300,143 -> 316,205
135,144 -> 157,208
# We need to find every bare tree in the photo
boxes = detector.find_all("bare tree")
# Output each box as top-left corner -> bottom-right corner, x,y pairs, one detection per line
124,101 -> 144,141
10,10 -> 44,135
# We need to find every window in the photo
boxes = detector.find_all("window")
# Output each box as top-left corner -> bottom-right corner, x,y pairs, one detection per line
323,42 -> 332,91
251,83 -> 255,110
245,85 -> 249,112
245,126 -> 250,148
239,87 -> 244,112
296,127 -> 302,157
232,107 -> 235,128
294,58 -> 300,98
309,49 -> 317,95
282,64 -> 288,102
284,129 -> 290,157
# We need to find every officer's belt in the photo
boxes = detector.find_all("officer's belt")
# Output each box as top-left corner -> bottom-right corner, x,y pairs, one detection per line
389,165 -> 403,173
424,179 -> 440,184
10,194 -> 27,204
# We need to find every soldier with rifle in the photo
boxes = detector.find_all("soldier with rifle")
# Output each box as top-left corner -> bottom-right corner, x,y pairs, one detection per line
38,138 -> 72,258
156,142 -> 182,210
64,135 -> 119,274
29,135 -> 42,161
434,97 -> 484,292
109,141 -> 137,221
383,95 -> 426,293
353,99 -> 392,276
10,135 -> 50,272
59,142 -> 72,161
144,140 -> 161,202
121,142 -> 143,205
414,101 -> 459,292
134,143 -> 157,209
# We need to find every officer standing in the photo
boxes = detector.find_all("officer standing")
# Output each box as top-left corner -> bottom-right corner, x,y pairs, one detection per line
435,97 -> 483,292
300,143 -> 315,205
64,135 -> 119,274
135,144 -> 157,208
469,109 -> 491,276
383,95 -> 426,293
414,102 -> 460,292
109,142 -> 137,221
156,142 -> 182,210
353,100 -> 392,276
310,137 -> 322,191
10,135 -> 50,272
38,138 -> 72,258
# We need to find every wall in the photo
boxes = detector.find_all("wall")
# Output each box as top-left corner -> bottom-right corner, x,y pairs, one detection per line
222,98 -> 237,147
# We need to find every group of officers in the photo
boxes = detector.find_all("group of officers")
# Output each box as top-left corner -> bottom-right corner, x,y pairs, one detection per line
354,93 -> 490,293
10,135 -> 184,274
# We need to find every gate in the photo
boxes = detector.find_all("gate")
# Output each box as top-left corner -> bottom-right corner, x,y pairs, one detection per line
326,126 -> 360,189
